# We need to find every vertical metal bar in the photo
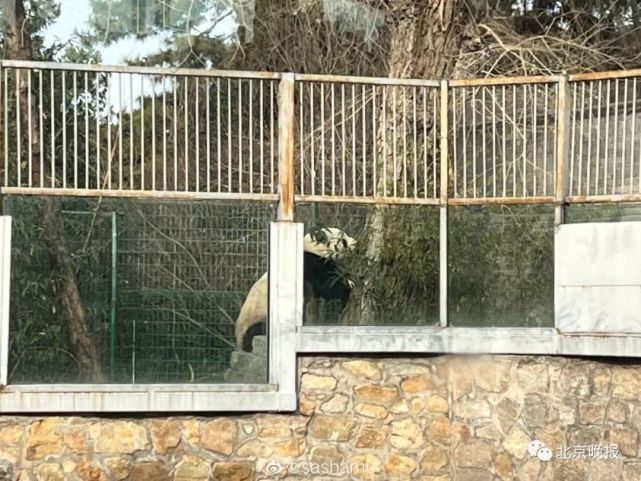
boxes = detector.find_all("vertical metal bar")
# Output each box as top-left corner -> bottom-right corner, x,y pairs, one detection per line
631,78 -> 636,194
569,83 -> 577,196
194,78 -> 199,191
383,86 -> 387,196
352,84 -> 357,196
543,84 -> 549,196
0,64 -> 3,186
163,76 -> 167,191
217,78 -> 222,193
129,74 -> 134,189
52,71 -> 57,188
621,78 -> 628,194
372,85 -> 377,197
612,79 -> 619,194
184,77 -> 189,191
555,75 -> 570,226
522,84 -> 527,197
439,80 -> 448,328
105,73 -> 110,189
596,80 -> 602,194
331,83 -> 336,196
278,74 -> 295,221
472,86 -> 477,197
481,86 -> 487,197
73,71 -> 79,189
586,81 -> 593,196
578,82 -> 585,195
341,84 -> 346,195
40,70 -> 45,188
321,83 -> 325,195
392,86 -> 397,197
118,73 -> 123,190
238,79 -> 242,192
533,85 -> 538,196
433,92 -> 437,199
412,87 -> 417,198
297,81 -> 301,195
270,80 -> 275,194
228,78 -> 232,192
604,80 -> 611,194
428,87 -> 433,198
502,85 -> 507,197
512,86 -> 517,196
2,68 -> 7,187
249,79 -> 253,193
174,76 -> 179,191
152,75 -> 157,190
310,83 -> 314,195
205,78 -> 211,191
16,70 -> 22,187
63,71 -> 68,188
492,86 -> 497,197
140,75 -> 145,190
0,217 -> 12,386
95,73 -> 99,189
462,88 -> 467,197
452,88 -> 457,197
84,72 -> 89,189
28,70 -> 33,187
402,87 -> 408,197
363,84 -> 367,197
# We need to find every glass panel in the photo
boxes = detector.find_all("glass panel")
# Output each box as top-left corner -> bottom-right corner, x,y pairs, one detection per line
296,202 -> 439,326
566,203 -> 641,223
448,205 -> 554,327
6,196 -> 274,384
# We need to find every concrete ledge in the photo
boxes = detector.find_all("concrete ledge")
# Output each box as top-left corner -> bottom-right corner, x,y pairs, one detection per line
297,326 -> 641,357
0,385 -> 296,413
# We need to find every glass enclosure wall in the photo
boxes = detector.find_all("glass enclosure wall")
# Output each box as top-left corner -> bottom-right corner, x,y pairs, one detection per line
6,196 -> 274,384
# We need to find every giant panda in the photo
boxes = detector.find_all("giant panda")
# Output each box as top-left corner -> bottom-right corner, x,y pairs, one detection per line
234,227 -> 356,352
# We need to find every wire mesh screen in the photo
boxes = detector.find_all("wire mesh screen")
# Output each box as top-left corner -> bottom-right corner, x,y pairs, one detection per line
6,196 -> 274,384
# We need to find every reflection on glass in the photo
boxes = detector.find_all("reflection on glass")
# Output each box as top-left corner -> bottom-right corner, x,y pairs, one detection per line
6,196 -> 273,384
566,203 -> 641,224
448,205 -> 554,327
297,203 -> 440,326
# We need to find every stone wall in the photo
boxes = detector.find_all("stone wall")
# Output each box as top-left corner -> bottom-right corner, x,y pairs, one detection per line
1,355 -> 641,480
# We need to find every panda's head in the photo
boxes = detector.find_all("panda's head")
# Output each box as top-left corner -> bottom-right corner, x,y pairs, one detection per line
304,227 -> 357,260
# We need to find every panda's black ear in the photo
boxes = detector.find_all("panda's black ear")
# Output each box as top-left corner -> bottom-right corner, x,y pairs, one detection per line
310,226 -> 328,243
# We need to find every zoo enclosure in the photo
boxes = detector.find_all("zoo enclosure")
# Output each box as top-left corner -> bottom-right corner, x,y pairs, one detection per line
1,60 -> 641,409
1,61 -> 641,327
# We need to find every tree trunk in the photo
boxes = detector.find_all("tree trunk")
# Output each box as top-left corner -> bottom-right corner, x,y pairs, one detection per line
348,0 -> 467,324
4,0 -> 105,381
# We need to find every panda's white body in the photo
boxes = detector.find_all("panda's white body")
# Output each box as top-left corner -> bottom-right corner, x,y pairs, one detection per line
234,227 -> 356,351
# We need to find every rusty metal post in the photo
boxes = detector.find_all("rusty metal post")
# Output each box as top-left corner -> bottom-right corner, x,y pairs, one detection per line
277,74 -> 295,221
555,74 -> 570,226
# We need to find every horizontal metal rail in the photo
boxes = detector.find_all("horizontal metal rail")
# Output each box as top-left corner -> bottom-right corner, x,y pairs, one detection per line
0,59 -> 283,80
1,60 -> 641,208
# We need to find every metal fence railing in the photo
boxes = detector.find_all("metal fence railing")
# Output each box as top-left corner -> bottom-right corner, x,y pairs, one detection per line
2,60 -> 641,211
294,75 -> 441,204
567,74 -> 641,199
449,79 -> 559,201
0,61 -> 281,199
